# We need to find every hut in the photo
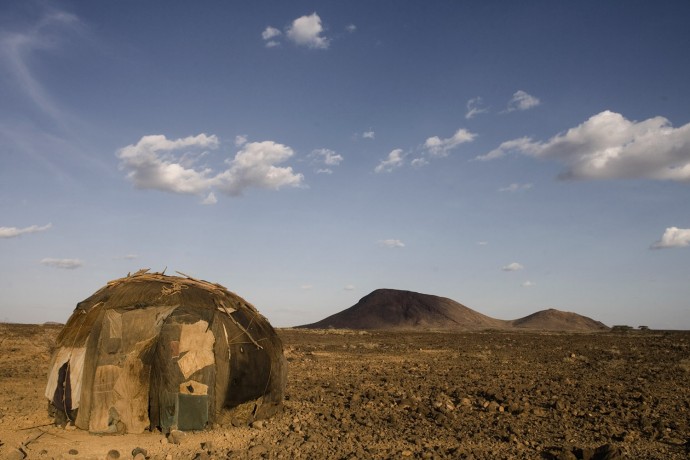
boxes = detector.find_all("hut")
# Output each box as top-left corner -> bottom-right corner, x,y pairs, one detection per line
45,270 -> 286,434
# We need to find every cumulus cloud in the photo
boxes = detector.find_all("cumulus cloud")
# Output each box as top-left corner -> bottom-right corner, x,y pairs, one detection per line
40,258 -> 83,269
465,97 -> 488,119
117,134 -> 219,194
423,128 -> 477,157
505,90 -> 540,112
0,223 -> 52,238
476,111 -> 690,182
286,13 -> 329,49
498,183 -> 533,193
502,262 -> 524,271
362,131 -> 375,139
215,141 -> 304,196
651,227 -> 690,249
379,239 -> 405,248
375,149 -> 405,173
117,134 -> 304,199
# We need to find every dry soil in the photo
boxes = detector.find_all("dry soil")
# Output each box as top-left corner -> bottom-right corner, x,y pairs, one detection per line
0,323 -> 689,459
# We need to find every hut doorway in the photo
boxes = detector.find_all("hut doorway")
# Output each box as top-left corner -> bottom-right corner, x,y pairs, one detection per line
149,307 -> 218,432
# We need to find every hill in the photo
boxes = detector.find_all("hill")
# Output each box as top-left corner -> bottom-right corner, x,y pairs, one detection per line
298,289 -> 609,332
298,288 -> 508,330
510,308 -> 609,331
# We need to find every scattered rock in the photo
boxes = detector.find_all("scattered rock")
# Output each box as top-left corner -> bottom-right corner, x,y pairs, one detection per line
6,449 -> 26,460
105,449 -> 120,459
167,429 -> 186,445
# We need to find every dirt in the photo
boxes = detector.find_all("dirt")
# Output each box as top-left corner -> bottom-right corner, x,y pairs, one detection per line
1,323 -> 689,459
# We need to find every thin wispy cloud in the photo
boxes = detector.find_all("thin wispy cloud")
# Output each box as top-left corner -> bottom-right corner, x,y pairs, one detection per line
345,24 -> 357,33
40,258 -> 83,269
502,262 -> 524,271
309,148 -> 343,173
379,239 -> 405,248
117,134 -> 304,199
201,192 -> 217,205
505,90 -> 540,112
651,227 -> 690,249
477,111 -> 690,182
234,135 -> 248,147
465,97 -> 488,119
0,10 -> 81,123
521,280 -> 535,287
261,26 -> 282,48
0,223 -> 52,238
344,284 -> 356,291
362,131 -> 375,139
498,183 -> 533,193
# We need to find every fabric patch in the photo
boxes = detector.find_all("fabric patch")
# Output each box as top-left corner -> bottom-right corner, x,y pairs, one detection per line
177,320 -> 215,379
179,380 -> 209,395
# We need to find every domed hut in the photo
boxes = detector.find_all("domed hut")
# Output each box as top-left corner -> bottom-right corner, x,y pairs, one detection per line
45,270 -> 286,434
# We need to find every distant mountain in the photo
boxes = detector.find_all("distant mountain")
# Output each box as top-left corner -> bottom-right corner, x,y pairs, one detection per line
298,288 -> 507,330
510,308 -> 609,331
298,289 -> 609,332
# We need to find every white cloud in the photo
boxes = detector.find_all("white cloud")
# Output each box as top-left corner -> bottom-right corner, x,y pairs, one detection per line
379,239 -> 405,248
502,262 -> 524,271
477,111 -> 690,182
216,141 -> 304,195
117,134 -> 304,198
117,134 -> 219,194
346,24 -> 357,33
498,183 -> 533,193
375,149 -> 405,173
344,284 -> 356,291
506,90 -> 540,112
477,241 -> 489,246
475,137 -> 533,161
522,281 -> 535,287
651,227 -> 690,249
201,192 -> 217,205
234,135 -> 248,147
362,131 -> 375,139
262,26 -> 282,41
123,254 -> 138,260
0,223 -> 52,238
423,128 -> 476,157
286,13 -> 329,49
410,158 -> 429,168
310,148 -> 343,166
265,40 -> 281,48
40,258 -> 83,269
465,97 -> 488,119
316,168 -> 333,175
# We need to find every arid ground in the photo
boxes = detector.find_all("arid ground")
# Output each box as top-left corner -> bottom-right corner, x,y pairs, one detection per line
0,323 -> 688,459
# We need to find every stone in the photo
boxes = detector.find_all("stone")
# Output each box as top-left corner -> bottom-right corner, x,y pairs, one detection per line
106,449 -> 120,459
168,429 -> 186,445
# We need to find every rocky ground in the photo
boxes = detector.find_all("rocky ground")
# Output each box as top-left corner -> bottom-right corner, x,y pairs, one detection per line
0,323 -> 689,459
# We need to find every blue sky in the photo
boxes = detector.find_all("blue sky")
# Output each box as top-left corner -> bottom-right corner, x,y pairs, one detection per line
1,1 -> 689,329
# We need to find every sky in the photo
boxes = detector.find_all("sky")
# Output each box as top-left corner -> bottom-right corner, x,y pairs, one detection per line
1,1 -> 689,329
